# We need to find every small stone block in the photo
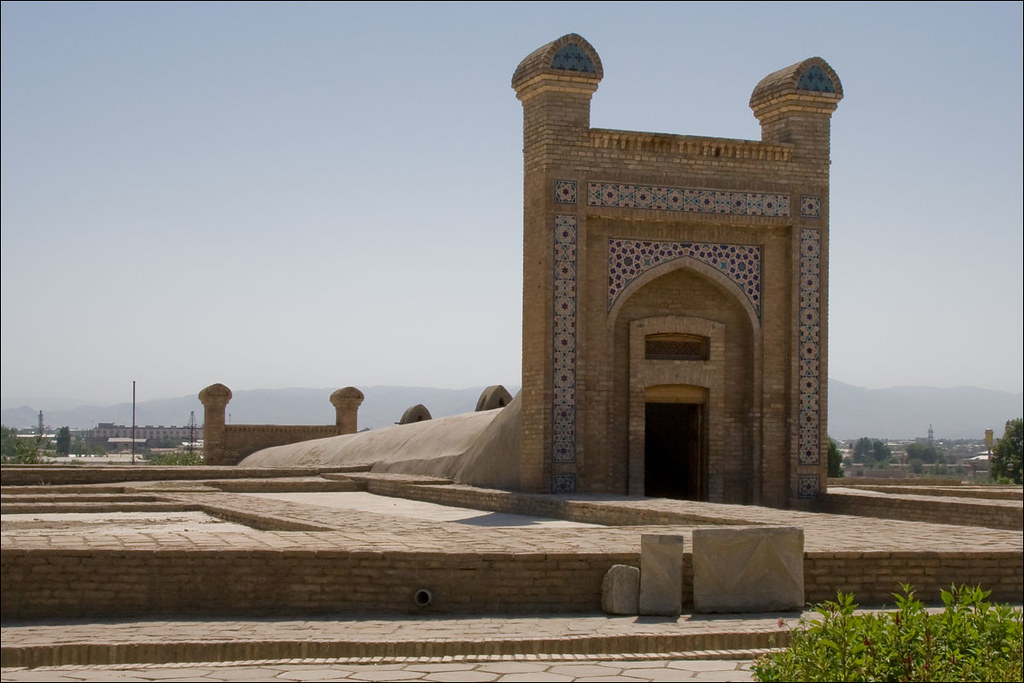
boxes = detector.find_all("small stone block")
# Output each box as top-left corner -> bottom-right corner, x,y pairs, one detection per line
602,564 -> 640,615
638,533 -> 685,616
692,526 -> 804,613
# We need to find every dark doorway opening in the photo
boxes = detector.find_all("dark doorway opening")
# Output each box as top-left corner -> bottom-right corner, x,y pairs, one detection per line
644,402 -> 705,499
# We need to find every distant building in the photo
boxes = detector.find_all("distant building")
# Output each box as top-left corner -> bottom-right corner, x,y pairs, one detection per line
89,423 -> 203,449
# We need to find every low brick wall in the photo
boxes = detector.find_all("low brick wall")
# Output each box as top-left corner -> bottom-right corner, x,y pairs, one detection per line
3,545 -> 1019,621
213,425 -> 354,465
805,551 -> 1023,604
364,480 -> 754,527
0,465 -> 366,487
818,491 -> 1022,531
842,485 -> 1022,501
0,548 -> 638,620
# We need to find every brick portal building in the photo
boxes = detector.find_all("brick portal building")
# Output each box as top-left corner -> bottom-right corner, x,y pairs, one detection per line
512,35 -> 842,506
211,33 -> 843,509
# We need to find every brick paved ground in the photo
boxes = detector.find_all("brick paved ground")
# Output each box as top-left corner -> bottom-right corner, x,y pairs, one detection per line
2,473 -> 1021,679
4,483 -> 1020,554
0,657 -> 757,681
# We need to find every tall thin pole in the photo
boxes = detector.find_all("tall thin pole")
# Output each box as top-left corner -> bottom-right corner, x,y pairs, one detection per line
131,380 -> 136,465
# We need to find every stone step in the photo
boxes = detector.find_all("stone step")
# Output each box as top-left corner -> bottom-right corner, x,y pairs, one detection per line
0,628 -> 789,668
1,502 -> 200,514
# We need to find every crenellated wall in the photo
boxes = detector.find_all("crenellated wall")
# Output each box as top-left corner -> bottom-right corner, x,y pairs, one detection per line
199,384 -> 364,465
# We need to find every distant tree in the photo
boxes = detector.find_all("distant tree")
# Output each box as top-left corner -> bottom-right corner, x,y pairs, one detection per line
872,439 -> 892,465
1,426 -> 20,461
0,426 -> 44,464
71,436 -> 89,456
827,437 -> 843,478
18,437 -> 43,463
853,437 -> 891,468
905,442 -> 940,464
992,418 -> 1023,484
852,437 -> 873,463
55,426 -> 72,456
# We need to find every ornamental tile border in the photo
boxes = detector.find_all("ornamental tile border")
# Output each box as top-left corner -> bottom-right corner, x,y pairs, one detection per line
798,473 -> 820,499
608,240 -> 762,317
554,179 -> 578,204
588,182 -> 790,217
800,195 -> 821,218
552,215 -> 578,489
551,473 -> 577,494
798,228 -> 822,471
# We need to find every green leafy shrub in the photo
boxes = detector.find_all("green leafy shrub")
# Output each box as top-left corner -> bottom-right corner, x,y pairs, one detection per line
147,450 -> 204,466
753,585 -> 1023,682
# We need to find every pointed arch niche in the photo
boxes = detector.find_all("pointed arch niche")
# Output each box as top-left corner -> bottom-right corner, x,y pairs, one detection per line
612,263 -> 763,504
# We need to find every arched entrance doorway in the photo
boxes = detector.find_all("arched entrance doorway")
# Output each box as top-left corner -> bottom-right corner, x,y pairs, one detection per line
644,385 -> 707,499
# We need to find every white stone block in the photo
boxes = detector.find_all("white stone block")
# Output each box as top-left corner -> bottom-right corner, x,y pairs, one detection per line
692,526 -> 804,613
602,564 -> 640,615
638,533 -> 685,616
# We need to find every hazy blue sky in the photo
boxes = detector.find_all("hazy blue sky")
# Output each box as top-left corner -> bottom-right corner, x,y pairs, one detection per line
2,1 -> 1022,406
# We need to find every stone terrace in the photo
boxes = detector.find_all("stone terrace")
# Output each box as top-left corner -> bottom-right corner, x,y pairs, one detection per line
3,467 -> 1021,625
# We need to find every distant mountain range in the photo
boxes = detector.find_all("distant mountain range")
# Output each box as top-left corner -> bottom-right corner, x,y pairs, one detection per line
826,381 -> 1021,440
2,381 -> 1021,441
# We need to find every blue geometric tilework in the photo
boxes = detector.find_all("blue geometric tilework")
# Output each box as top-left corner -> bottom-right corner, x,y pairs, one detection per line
552,473 -> 577,494
797,65 -> 836,93
554,180 -> 578,204
798,474 -> 820,499
798,229 -> 822,467
608,240 -> 761,317
589,182 -> 790,217
801,195 -> 821,218
551,43 -> 596,73
553,216 -> 578,467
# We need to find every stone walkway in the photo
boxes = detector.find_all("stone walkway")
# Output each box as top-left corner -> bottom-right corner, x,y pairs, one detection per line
0,612 -> 795,663
3,476 -> 1021,682
5,487 -> 1021,554
2,608 -> 774,682
0,657 -> 756,681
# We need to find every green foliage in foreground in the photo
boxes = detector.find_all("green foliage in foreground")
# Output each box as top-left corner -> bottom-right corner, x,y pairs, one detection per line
147,450 -> 204,466
992,417 -> 1023,484
753,585 -> 1023,682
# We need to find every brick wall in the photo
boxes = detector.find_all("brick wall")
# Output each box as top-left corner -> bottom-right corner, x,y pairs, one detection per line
4,545 -> 1018,620
0,465 -> 355,486
817,491 -> 1022,531
215,424 -> 351,465
804,551 -> 1023,604
512,36 -> 841,504
0,548 -> 637,620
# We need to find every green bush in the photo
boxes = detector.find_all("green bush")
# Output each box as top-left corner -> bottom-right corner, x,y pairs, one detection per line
753,585 -> 1023,682
147,450 -> 204,466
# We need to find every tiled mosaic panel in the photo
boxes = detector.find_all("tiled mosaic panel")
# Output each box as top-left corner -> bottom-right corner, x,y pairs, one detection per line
798,473 -> 820,499
551,43 -> 596,73
801,195 -> 821,218
797,65 -> 836,93
553,216 -> 578,467
555,179 -> 578,204
798,229 -> 821,467
551,473 -> 577,494
608,240 -> 762,316
589,183 -> 790,217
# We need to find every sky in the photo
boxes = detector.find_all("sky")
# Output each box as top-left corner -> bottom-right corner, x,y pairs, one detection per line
2,1 -> 1022,407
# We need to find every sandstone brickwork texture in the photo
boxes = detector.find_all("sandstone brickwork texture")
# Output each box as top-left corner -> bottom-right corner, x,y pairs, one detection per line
199,384 -> 362,465
512,35 -> 842,506
1,468 -> 1021,619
